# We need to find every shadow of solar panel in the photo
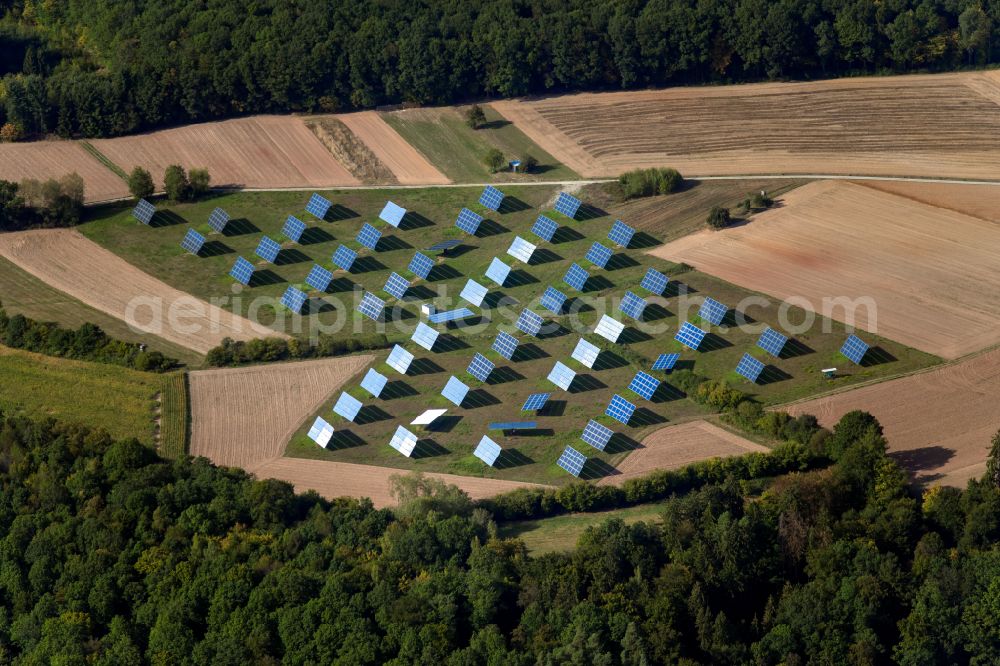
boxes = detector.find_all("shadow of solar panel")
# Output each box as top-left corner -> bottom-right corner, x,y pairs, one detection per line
757,327 -> 789,357
606,394 -> 636,425
132,199 -> 156,224
180,229 -> 205,255
581,419 -> 613,451
652,353 -> 680,371
557,446 -> 587,477
735,353 -> 766,383
468,353 -> 495,382
608,220 -> 636,247
585,242 -> 613,268
281,286 -> 308,313
594,315 -> 625,343
522,392 -> 551,411
563,263 -> 590,290
333,392 -> 363,421
357,292 -> 385,321
474,436 -> 503,466
429,308 -> 474,324
383,272 -> 410,299
442,376 -> 470,406
356,223 -> 382,249
675,322 -> 707,350
507,236 -> 537,263
332,245 -> 357,271
386,345 -> 414,374
411,322 -> 440,351
531,215 -> 558,242
229,257 -> 255,285
641,268 -> 669,295
455,208 -> 483,235
619,291 -> 647,319
282,216 -> 307,243
208,207 -> 230,232
379,201 -> 407,227
305,264 -> 333,292
572,338 -> 600,368
307,416 -> 335,447
540,286 -> 567,314
479,185 -> 505,211
516,310 -> 544,337
460,279 -> 488,307
389,426 -> 419,456
547,361 -> 576,390
428,239 -> 462,252
485,258 -> 511,286
255,237 -> 281,263
554,192 -> 581,219
306,193 -> 332,220
699,297 -> 728,325
361,368 -> 389,397
628,371 -> 661,400
492,331 -> 519,360
840,334 -> 869,364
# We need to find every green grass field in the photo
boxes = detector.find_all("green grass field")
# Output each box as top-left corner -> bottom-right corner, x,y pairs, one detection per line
78,182 -> 939,485
498,503 -> 666,556
158,372 -> 189,458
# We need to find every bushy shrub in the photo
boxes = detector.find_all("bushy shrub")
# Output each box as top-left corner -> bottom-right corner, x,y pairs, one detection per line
205,333 -> 391,367
163,164 -> 191,201
127,167 -> 155,199
483,148 -> 505,173
617,167 -> 684,200
707,205 -> 731,229
465,104 -> 487,129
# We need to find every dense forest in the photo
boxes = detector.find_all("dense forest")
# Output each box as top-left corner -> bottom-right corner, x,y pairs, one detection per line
1,408 -> 999,663
0,0 -> 997,138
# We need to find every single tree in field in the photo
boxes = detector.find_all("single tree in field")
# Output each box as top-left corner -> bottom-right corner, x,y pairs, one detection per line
189,168 -> 211,198
465,104 -> 487,129
163,165 -> 191,201
520,154 -> 538,173
986,428 -> 1000,489
127,167 -> 154,200
707,206 -> 731,229
483,148 -> 505,174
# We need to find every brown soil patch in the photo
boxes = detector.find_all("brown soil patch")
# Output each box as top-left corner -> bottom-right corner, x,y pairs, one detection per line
0,229 -> 277,354
189,356 -> 373,469
303,117 -> 397,184
650,180 -> 1000,359
91,115 -> 359,189
600,421 -> 767,487
786,348 -> 1000,487
0,140 -> 128,202
497,71 -> 1000,179
855,180 -> 1000,225
337,111 -> 450,185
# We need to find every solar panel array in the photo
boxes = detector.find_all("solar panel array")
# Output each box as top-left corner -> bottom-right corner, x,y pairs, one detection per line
356,223 -> 382,250
282,216 -> 307,243
572,338 -> 601,368
479,185 -> 505,211
841,334 -> 869,364
581,420 -> 613,451
628,371 -> 660,400
557,446 -> 587,477
307,417 -> 335,448
255,237 -> 281,263
606,394 -> 637,425
652,353 -> 680,371
522,392 -> 551,411
411,322 -> 440,351
332,245 -> 357,271
460,279 -> 488,307
492,331 -> 519,360
428,308 -> 475,324
516,309 -> 544,337
379,201 -> 407,227
306,193 -> 332,220
507,236 -> 537,263
208,207 -> 230,232
641,268 -> 669,295
619,291 -> 647,320
383,272 -> 410,299
540,286 -> 567,314
132,199 -> 156,225
333,392 -> 363,421
608,220 -> 636,247
386,344 -> 414,374
586,242 -> 613,268
389,426 -> 419,457
735,353 -> 766,383
474,436 -> 503,466
531,215 -> 559,242
563,263 -> 590,291
409,252 -> 434,279
675,322 -> 708,350
361,368 -> 389,397
547,361 -> 576,391
699,297 -> 728,326
455,208 -> 483,235
305,264 -> 333,292
180,229 -> 205,255
229,257 -> 255,285
467,353 -> 495,382
357,292 -> 385,321
441,376 -> 470,406
554,192 -> 582,219
594,315 -> 625,343
757,327 -> 789,357
281,286 -> 308,313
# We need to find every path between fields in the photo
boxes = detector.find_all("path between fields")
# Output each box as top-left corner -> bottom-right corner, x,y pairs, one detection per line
0,229 -> 279,354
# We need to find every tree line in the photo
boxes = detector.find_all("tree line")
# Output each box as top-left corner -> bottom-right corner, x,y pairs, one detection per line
0,176 -> 84,230
0,0 -> 997,139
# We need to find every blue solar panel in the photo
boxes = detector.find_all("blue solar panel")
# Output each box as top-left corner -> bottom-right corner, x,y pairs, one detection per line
332,245 -> 357,271
386,344 -> 414,374
411,322 -> 439,351
628,371 -> 660,400
479,185 -> 505,211
282,216 -> 307,243
841,334 -> 869,364
586,242 -> 613,268
699,297 -> 728,326
255,237 -> 281,263
531,215 -> 559,242
280,286 -> 308,313
427,239 -> 462,252
405,252 -> 433,280
563,263 -> 589,291
492,331 -> 519,360
455,208 -> 483,235
357,292 -> 385,321
383,272 -> 410,299
652,353 -> 680,371
735,353 -> 766,383
379,201 -> 407,227
306,193 -> 332,220
208,207 -> 230,232
557,446 -> 587,477
460,279 -> 488,307
757,327 -> 789,357
474,436 -> 503,466
467,353 -> 495,382
608,220 -> 635,247
305,264 -> 333,292
507,236 -> 536,263
333,392 -> 363,422
180,229 -> 205,255
675,322 -> 707,350
581,420 -> 613,451
485,258 -> 511,287
572,338 -> 601,368
360,368 -> 388,397
641,268 -> 669,295
132,199 -> 155,225
442,376 -> 470,406
229,257 -> 255,285
547,361 -> 576,391
606,394 -> 637,425
540,286 -> 567,315
356,223 -> 382,250
619,291 -> 647,319
554,192 -> 581,219
489,421 -> 537,431
522,392 -> 550,411
516,310 -> 544,337
428,308 -> 474,324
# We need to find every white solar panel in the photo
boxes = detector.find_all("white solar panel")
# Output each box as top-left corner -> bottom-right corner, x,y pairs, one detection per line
492,331 -> 519,360
441,376 -> 470,406
428,308 -> 474,324
556,446 -> 587,476
386,345 -> 414,374
485,258 -> 511,286
554,192 -> 581,219
641,268 -> 669,295
305,193 -> 332,220
507,236 -> 537,263
208,207 -> 230,232
467,353 -> 495,382
479,185 -> 505,211
389,426 -> 419,457
531,215 -> 558,242
563,263 -> 590,290
594,315 -> 625,343
455,208 -> 483,235
735,353 -> 766,383
474,436 -> 503,466
356,223 -> 382,250
547,361 -> 576,391
305,264 -> 333,292
619,291 -> 647,320
460,279 -> 488,307
307,417 -> 334,448
360,368 -> 388,397
409,252 -> 434,279
581,420 -> 613,451
586,242 -> 613,268
379,201 -> 407,227
516,309 -> 544,337
571,338 -> 600,368
605,394 -> 636,425
333,392 -> 363,422
280,286 -> 308,313
383,272 -> 410,299
699,297 -> 728,326
675,322 -> 708,350
540,286 -> 567,315
411,322 -> 440,351
357,292 -> 385,321
608,220 -> 635,247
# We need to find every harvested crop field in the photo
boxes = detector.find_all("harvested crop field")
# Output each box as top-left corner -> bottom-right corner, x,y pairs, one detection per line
651,180 -> 1000,359
0,141 -> 128,202
786,348 -> 1000,487
856,180 -> 1000,224
599,421 -> 768,486
188,356 -> 373,469
496,71 -> 1000,179
0,229 -> 276,354
91,115 -> 359,189
337,111 -> 450,185
256,457 -> 552,508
